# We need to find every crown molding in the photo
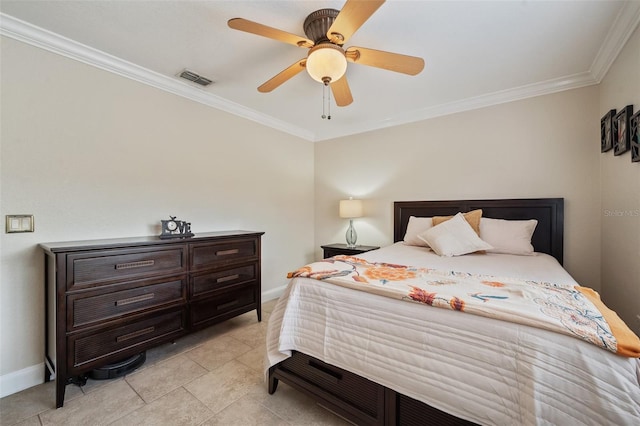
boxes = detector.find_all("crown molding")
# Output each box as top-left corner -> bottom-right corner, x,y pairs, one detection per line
2,7 -> 638,143
318,3 -> 640,142
590,1 -> 640,82
315,71 -> 598,141
0,13 -> 315,141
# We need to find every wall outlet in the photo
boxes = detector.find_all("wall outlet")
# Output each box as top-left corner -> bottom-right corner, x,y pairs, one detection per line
5,215 -> 34,233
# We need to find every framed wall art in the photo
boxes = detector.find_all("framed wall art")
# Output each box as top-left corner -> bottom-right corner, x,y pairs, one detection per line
613,105 -> 633,156
631,109 -> 640,163
600,109 -> 616,152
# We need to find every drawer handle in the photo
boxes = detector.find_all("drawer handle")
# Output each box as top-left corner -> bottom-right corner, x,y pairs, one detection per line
116,293 -> 155,306
217,300 -> 238,310
217,274 -> 239,283
115,260 -> 155,270
308,360 -> 342,384
116,326 -> 155,343
216,249 -> 239,256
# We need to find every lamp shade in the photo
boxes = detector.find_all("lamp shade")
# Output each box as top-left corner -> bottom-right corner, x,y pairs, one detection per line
339,199 -> 363,218
306,44 -> 347,84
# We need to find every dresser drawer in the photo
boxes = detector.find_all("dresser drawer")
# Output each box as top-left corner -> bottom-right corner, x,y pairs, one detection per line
190,285 -> 256,327
278,352 -> 382,420
190,238 -> 257,270
67,246 -> 186,290
191,264 -> 256,298
69,276 -> 186,330
69,309 -> 186,369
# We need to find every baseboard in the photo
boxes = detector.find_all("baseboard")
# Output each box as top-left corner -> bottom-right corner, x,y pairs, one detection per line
262,285 -> 287,303
0,363 -> 44,398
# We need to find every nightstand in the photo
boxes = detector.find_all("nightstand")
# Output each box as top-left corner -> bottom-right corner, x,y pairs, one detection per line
321,243 -> 380,259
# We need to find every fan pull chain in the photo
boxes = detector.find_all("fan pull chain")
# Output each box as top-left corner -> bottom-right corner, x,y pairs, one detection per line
321,82 -> 331,120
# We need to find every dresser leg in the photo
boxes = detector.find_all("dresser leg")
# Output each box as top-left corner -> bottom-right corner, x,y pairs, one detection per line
55,379 -> 66,408
257,306 -> 262,322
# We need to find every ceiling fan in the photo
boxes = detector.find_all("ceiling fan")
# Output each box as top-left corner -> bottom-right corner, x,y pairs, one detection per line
228,0 -> 425,107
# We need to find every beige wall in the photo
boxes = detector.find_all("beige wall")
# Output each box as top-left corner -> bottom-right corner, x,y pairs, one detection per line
315,86 -> 602,293
0,37 -> 315,392
599,25 -> 640,335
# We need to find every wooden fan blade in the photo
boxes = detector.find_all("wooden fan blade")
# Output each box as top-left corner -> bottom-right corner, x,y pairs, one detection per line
258,59 -> 307,93
228,18 -> 314,48
346,46 -> 424,75
331,75 -> 353,106
327,0 -> 385,45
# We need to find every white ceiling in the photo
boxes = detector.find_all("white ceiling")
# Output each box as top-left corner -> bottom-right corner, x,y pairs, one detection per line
1,1 -> 639,141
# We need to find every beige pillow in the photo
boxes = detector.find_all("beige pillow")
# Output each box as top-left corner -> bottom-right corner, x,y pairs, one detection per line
419,213 -> 493,257
480,218 -> 538,255
432,209 -> 482,235
403,216 -> 433,247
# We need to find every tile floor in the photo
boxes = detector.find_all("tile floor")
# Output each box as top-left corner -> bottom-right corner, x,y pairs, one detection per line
0,299 -> 350,426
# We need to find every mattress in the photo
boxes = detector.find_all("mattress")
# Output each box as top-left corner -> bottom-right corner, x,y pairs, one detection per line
266,243 -> 640,425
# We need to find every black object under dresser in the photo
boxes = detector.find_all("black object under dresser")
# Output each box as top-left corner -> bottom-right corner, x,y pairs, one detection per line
40,230 -> 263,408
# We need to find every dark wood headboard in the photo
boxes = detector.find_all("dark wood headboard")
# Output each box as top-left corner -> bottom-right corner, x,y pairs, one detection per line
394,198 -> 564,264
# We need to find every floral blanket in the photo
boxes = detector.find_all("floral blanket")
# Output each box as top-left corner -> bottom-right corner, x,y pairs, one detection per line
288,256 -> 640,357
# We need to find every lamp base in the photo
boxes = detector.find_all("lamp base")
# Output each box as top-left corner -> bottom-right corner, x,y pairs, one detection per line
345,219 -> 358,248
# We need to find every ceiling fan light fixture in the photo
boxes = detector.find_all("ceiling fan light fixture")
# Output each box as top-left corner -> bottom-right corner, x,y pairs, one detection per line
306,43 -> 347,85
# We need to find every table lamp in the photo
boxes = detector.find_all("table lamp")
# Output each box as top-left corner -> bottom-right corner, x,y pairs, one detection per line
339,197 -> 363,248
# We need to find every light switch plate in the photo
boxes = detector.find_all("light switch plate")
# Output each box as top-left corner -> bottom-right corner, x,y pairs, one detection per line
6,215 -> 34,233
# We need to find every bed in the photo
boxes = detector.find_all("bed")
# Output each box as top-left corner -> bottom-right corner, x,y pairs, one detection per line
266,198 -> 640,425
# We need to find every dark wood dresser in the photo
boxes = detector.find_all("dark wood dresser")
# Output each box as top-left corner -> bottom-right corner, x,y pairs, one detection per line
40,230 -> 264,408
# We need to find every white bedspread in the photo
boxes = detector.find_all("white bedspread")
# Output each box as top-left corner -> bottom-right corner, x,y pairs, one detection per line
266,243 -> 640,425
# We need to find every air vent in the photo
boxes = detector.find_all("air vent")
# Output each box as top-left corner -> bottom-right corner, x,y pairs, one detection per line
178,69 -> 213,87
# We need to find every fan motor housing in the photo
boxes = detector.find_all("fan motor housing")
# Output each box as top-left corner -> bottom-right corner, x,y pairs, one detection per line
303,8 -> 340,43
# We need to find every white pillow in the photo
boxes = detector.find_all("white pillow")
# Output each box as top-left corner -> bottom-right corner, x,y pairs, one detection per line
403,216 -> 433,247
419,213 -> 493,257
480,218 -> 538,255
